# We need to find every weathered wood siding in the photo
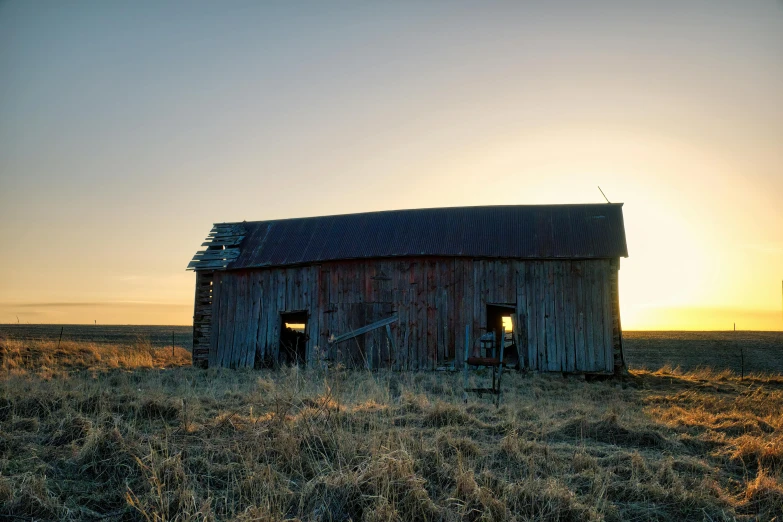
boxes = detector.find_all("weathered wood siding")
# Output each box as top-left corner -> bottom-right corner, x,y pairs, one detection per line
201,257 -> 623,373
191,270 -> 213,368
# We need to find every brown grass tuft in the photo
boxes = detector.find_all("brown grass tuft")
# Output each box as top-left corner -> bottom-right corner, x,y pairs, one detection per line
1,341 -> 782,520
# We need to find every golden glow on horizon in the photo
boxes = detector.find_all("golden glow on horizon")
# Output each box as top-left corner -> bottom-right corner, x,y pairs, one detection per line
2,123 -> 781,330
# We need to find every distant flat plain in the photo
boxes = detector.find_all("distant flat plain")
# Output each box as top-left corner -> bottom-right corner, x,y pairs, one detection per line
1,325 -> 781,373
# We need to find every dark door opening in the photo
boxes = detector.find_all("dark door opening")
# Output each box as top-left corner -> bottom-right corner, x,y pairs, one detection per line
486,304 -> 520,368
279,311 -> 308,365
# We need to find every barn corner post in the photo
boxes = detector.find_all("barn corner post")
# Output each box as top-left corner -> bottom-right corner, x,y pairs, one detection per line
191,269 -> 214,368
187,222 -> 246,369
610,257 -> 627,376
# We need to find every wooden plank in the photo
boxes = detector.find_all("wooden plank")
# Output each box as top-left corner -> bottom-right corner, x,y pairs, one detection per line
209,223 -> 244,232
277,268 -> 286,332
222,275 -> 236,368
571,262 -> 579,372
230,272 -> 244,369
224,273 -> 236,368
244,272 -> 258,368
601,260 -> 614,372
596,261 -> 606,372
208,273 -> 222,367
513,261 -> 523,369
381,265 -> 394,368
579,262 -> 589,370
508,260 -> 516,305
350,269 -> 362,366
584,262 -> 596,371
263,269 -> 277,364
200,235 -> 244,247
385,323 -> 396,368
329,314 -> 398,344
241,272 -> 255,368
501,260 -> 512,304
556,262 -> 566,371
486,260 -> 495,305
411,262 -> 420,371
408,261 -> 421,371
417,261 -> 427,370
582,262 -> 592,370
239,272 -> 252,368
473,261 -> 481,356
192,249 -> 241,260
467,260 -> 477,362
252,271 -> 264,367
188,259 -> 233,270
451,258 -> 461,365
544,262 -> 554,371
552,263 -> 561,371
439,260 -> 449,367
285,268 -> 294,314
259,271 -> 269,364
563,262 -> 575,372
342,269 -> 355,365
306,266 -> 316,366
537,262 -> 547,371
336,267 -> 345,363
528,262 -> 537,370
364,261 -> 375,304
300,265 -> 308,312
541,263 -> 550,370
192,272 -> 205,366
407,262 -> 417,370
610,259 -> 624,372
448,258 -> 456,363
574,262 -> 585,371
299,267 -> 309,362
353,303 -> 366,368
467,259 -> 474,365
215,274 -> 227,368
427,260 -> 436,369
317,267 -> 329,364
397,285 -> 409,371
530,262 -> 538,370
328,267 -> 339,361
231,272 -> 247,368
253,272 -> 266,366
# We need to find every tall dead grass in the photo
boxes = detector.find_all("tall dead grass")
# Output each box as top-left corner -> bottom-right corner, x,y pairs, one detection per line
0,339 -> 781,520
0,337 -> 191,374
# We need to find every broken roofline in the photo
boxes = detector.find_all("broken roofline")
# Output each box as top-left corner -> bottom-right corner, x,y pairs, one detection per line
188,203 -> 629,271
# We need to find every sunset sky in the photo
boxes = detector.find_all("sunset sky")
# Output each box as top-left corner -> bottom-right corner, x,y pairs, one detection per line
1,1 -> 781,330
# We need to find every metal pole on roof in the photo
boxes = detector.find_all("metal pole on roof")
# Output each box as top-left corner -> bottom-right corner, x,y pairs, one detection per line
598,186 -> 611,203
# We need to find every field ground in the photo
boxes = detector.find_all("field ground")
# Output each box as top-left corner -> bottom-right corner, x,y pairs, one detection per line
623,331 -> 783,375
1,326 -> 781,374
1,338 -> 782,521
0,324 -> 192,349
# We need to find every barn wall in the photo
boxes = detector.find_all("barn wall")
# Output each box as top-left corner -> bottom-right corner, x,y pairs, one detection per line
203,257 -> 622,373
191,270 -> 213,368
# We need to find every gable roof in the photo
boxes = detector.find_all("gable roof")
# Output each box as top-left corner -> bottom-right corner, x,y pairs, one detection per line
188,203 -> 628,271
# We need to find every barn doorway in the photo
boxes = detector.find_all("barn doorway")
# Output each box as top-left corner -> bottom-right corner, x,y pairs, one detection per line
279,311 -> 308,365
486,304 -> 519,368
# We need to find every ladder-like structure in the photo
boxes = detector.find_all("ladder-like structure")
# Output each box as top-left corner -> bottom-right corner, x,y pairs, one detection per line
462,325 -> 510,406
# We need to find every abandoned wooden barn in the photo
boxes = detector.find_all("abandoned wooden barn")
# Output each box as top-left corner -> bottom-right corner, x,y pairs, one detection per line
188,204 -> 629,374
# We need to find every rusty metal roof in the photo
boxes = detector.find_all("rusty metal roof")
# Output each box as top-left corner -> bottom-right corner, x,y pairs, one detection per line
190,204 -> 628,271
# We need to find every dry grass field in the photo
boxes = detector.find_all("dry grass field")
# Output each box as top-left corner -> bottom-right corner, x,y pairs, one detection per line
623,331 -> 783,375
1,338 -> 782,521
